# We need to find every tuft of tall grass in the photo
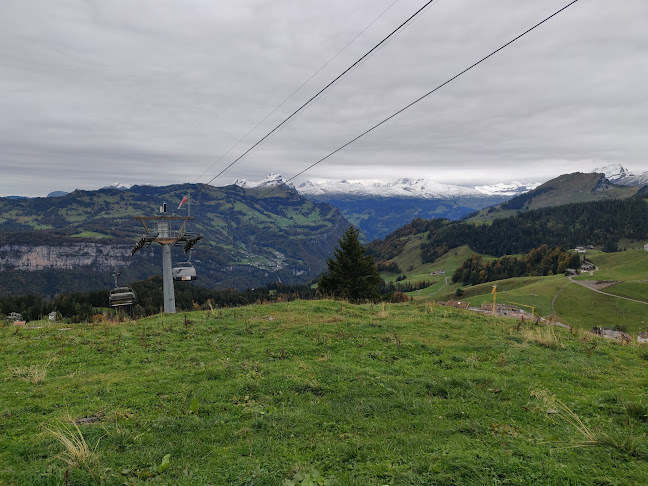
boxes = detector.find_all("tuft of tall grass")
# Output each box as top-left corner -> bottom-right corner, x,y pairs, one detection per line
532,388 -> 647,457
522,326 -> 563,348
45,420 -> 99,470
10,364 -> 48,384
532,388 -> 597,446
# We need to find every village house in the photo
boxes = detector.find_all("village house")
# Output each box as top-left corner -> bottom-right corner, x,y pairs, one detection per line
644,243 -> 648,251
48,311 -> 57,322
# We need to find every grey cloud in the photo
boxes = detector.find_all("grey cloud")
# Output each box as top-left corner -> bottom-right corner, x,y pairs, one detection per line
1,0 -> 647,196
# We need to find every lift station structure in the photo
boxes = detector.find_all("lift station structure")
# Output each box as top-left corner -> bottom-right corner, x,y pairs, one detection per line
131,203 -> 202,313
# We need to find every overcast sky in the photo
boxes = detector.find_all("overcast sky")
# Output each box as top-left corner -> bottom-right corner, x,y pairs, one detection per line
1,0 -> 647,196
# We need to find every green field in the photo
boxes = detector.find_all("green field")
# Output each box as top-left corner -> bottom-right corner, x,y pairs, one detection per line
388,243 -> 648,332
604,282 -> 648,303
2,301 -> 647,485
380,245 -> 492,298
436,275 -> 568,319
554,284 -> 648,334
577,250 -> 648,281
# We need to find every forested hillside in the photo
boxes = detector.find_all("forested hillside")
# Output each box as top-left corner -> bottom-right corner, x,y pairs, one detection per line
422,197 -> 648,261
451,245 -> 580,286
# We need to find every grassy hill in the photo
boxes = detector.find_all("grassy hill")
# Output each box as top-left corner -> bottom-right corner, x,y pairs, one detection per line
2,301 -> 647,485
470,172 -> 641,223
384,240 -> 648,333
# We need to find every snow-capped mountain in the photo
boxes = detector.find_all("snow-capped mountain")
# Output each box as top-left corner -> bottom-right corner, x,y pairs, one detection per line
593,163 -> 648,186
295,177 -> 539,199
233,173 -> 294,189
473,181 -> 541,197
102,182 -> 134,191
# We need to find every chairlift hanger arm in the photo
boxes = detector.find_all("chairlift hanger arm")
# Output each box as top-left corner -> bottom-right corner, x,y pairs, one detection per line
184,234 -> 203,253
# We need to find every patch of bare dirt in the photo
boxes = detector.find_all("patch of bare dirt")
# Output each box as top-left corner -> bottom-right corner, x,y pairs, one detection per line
578,280 -> 620,290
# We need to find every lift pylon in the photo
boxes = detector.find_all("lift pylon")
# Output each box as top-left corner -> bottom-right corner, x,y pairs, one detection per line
131,204 -> 201,314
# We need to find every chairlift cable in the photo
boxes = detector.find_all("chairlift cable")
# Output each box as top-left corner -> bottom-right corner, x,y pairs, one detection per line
261,0 -> 582,199
190,0 -> 404,187
193,0 -> 442,198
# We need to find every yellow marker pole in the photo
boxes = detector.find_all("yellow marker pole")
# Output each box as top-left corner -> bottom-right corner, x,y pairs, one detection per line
504,301 -> 535,321
491,285 -> 497,315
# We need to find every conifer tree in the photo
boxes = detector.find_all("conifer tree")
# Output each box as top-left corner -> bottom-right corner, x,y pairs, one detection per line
319,226 -> 382,303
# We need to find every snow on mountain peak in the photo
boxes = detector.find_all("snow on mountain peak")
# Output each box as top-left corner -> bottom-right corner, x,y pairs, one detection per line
593,163 -> 631,182
232,174 -> 293,189
102,182 -> 133,190
591,163 -> 648,186
296,177 -> 539,199
474,181 -> 541,197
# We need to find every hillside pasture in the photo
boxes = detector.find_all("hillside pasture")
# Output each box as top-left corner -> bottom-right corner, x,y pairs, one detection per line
554,283 -> 648,334
578,250 -> 648,281
1,301 -> 647,485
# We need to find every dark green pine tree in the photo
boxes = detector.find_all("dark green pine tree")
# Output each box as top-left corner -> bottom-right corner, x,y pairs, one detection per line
319,226 -> 382,303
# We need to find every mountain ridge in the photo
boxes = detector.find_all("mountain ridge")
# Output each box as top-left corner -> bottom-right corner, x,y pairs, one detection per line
0,183 -> 349,297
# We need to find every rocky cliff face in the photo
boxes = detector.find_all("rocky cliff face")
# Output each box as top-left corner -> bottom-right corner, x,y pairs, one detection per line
0,243 -> 153,271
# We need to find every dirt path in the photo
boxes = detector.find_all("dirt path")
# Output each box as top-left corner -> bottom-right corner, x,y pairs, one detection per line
429,276 -> 450,296
550,281 -> 572,316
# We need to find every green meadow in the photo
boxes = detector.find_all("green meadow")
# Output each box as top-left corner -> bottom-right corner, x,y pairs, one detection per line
2,301 -> 647,485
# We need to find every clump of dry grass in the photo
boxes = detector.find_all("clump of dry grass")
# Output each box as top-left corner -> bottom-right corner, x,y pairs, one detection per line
10,364 -> 48,384
531,388 -> 647,457
522,325 -> 564,348
531,387 -> 597,447
45,420 -> 99,469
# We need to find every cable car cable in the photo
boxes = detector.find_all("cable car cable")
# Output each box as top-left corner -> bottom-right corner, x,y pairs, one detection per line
190,0 -> 404,186
261,0 -> 582,199
193,0 -> 442,197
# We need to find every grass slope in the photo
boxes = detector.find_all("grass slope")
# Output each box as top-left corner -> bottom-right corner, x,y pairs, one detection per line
554,284 -> 648,334
2,301 -> 647,485
383,239 -> 647,332
381,245 -> 492,298
577,250 -> 648,282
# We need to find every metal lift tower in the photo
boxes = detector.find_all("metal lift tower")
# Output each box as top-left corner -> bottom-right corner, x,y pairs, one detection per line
131,203 -> 202,313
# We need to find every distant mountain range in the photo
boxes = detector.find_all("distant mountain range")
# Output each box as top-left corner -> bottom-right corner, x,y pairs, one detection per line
470,170 -> 646,222
233,174 -> 541,240
235,173 -> 540,199
30,164 -> 648,243
0,183 -> 348,297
